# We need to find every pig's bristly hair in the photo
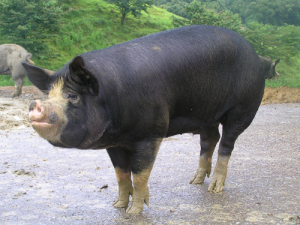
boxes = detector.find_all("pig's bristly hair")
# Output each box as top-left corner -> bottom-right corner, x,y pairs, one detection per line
49,77 -> 65,100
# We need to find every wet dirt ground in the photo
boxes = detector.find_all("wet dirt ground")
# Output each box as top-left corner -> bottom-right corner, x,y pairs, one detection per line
0,86 -> 300,224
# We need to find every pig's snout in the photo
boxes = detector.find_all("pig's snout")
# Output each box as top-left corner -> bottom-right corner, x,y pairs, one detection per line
28,100 -> 65,141
29,100 -> 45,122
29,100 -> 61,125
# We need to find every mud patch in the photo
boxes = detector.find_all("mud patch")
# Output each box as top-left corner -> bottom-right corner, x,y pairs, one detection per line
13,169 -> 36,177
0,98 -> 31,130
262,87 -> 300,105
12,191 -> 27,199
0,86 -> 46,130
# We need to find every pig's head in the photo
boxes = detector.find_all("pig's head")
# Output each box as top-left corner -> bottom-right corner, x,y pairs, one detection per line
259,56 -> 281,79
267,58 -> 280,79
22,56 -> 110,149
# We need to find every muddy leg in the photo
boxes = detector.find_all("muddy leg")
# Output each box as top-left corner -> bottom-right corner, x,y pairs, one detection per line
12,76 -> 25,97
208,110 -> 258,193
107,147 -> 133,208
190,125 -> 220,185
126,138 -> 162,214
13,85 -> 22,97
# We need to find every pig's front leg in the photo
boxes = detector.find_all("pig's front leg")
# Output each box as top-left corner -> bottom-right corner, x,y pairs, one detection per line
126,138 -> 162,214
107,147 -> 133,208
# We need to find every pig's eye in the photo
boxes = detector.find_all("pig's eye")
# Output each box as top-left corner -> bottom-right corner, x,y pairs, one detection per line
68,93 -> 78,101
63,92 -> 78,101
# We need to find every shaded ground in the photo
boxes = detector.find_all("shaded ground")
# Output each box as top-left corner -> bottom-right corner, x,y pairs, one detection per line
0,86 -> 300,224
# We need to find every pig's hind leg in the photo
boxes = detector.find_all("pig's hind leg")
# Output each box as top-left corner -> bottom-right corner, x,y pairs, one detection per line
107,147 -> 133,208
190,125 -> 220,185
208,109 -> 258,193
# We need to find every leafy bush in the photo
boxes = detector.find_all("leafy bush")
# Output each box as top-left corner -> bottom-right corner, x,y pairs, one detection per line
173,1 -> 243,33
0,0 -> 63,59
242,21 -> 300,61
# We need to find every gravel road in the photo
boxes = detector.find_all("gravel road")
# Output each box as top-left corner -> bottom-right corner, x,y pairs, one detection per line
0,102 -> 300,224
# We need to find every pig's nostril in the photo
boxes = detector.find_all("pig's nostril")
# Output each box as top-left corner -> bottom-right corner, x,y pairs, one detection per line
29,101 -> 37,112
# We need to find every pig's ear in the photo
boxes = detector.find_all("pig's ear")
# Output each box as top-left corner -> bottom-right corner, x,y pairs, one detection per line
69,56 -> 99,96
22,62 -> 51,91
275,58 -> 280,66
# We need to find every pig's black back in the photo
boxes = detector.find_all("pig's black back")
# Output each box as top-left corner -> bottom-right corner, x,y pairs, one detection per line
79,25 -> 264,138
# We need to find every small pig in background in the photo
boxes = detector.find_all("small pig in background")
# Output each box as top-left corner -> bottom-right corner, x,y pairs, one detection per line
0,44 -> 35,97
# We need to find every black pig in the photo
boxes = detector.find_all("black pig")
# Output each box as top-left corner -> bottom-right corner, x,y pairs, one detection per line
23,25 -> 265,214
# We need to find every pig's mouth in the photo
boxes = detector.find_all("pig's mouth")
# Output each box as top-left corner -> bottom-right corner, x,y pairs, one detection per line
31,120 -> 54,128
30,112 -> 60,127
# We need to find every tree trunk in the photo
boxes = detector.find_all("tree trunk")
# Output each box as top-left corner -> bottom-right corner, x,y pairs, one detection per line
121,13 -> 126,25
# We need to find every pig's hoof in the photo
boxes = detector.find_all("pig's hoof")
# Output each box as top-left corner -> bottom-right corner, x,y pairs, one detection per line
126,197 -> 149,214
208,175 -> 225,193
113,183 -> 133,208
125,188 -> 149,214
189,168 -> 210,184
113,188 -> 132,208
126,202 -> 144,214
113,199 -> 129,208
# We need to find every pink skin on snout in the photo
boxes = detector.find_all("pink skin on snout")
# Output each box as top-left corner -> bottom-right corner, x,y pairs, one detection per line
29,100 -> 65,141
29,100 -> 51,128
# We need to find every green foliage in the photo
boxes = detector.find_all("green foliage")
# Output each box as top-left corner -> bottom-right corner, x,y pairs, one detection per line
109,0 -> 153,25
19,0 -> 174,69
154,0 -> 226,19
226,0 -> 300,26
0,76 -> 31,86
0,0 -> 63,59
164,0 -> 190,18
57,0 -> 80,5
265,56 -> 300,88
0,0 -> 299,88
0,0 -> 175,86
242,21 -> 300,61
173,1 -> 243,33
171,0 -> 300,88
200,0 -> 226,12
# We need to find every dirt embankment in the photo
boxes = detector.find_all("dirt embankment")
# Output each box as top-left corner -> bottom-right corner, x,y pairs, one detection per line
0,86 -> 299,131
262,87 -> 300,105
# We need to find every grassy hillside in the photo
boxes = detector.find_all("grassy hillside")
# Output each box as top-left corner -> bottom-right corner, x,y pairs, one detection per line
265,56 -> 300,88
0,0 -> 175,86
0,0 -> 299,88
39,0 -> 175,70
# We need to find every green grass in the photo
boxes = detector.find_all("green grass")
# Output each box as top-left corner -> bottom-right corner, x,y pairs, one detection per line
0,0 -> 299,88
0,76 -> 32,87
0,76 -> 15,86
265,56 -> 300,88
40,0 -> 175,70
0,0 -> 175,86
